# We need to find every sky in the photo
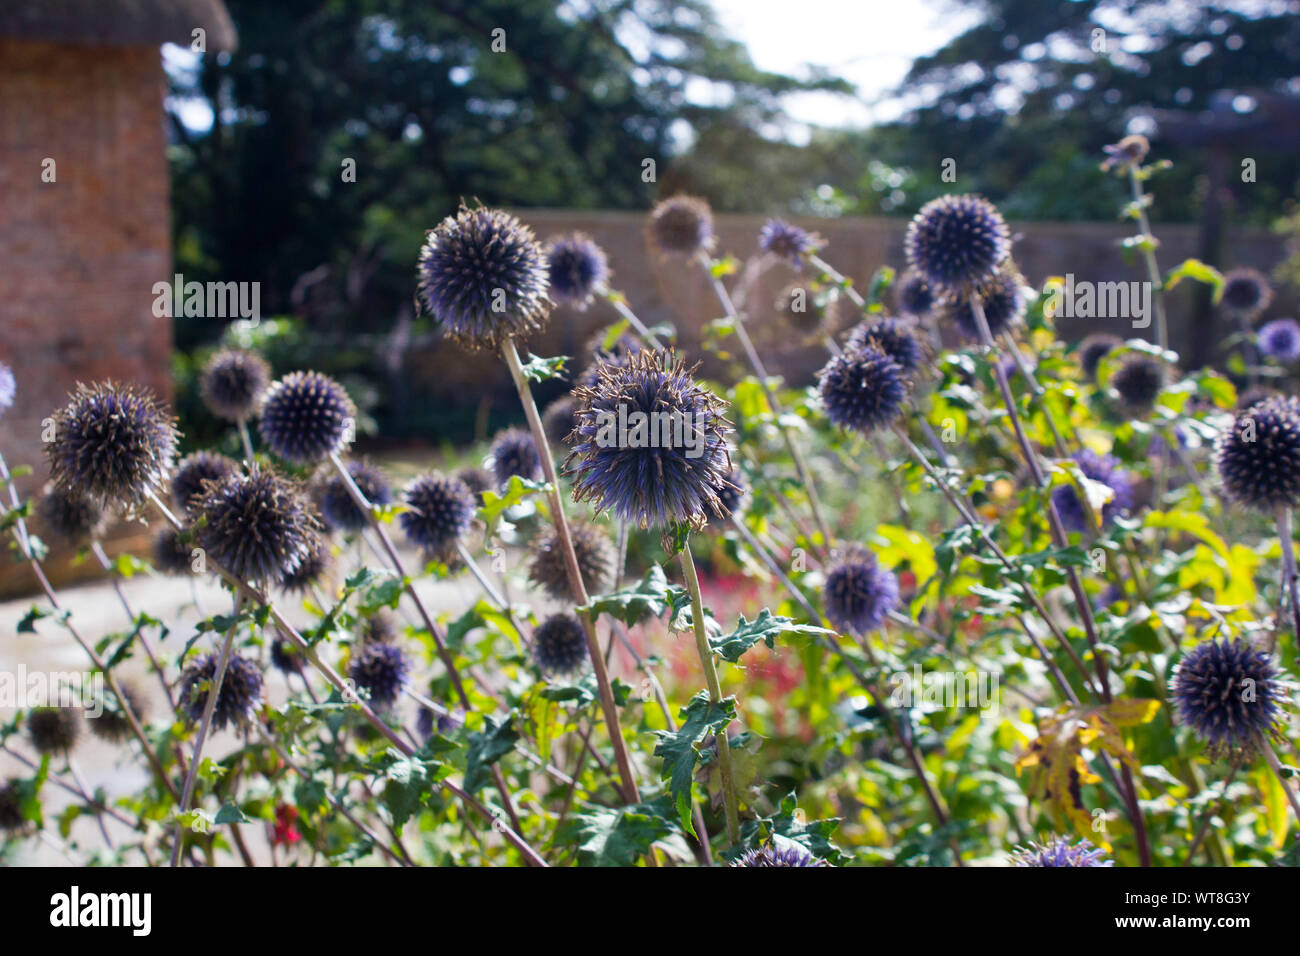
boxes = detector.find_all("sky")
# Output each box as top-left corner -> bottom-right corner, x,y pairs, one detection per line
708,0 -> 980,130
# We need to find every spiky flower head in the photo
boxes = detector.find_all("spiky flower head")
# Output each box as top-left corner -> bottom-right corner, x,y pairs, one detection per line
315,458 -> 391,533
1237,385 -> 1276,411
1257,318 -> 1300,362
348,641 -> 410,709
179,652 -> 264,730
528,524 -> 615,600
193,467 -> 321,584
1078,334 -> 1122,379
35,483 -> 106,548
894,270 -> 934,318
1214,395 -> 1300,510
1100,134 -> 1149,173
152,525 -> 196,575
1051,449 -> 1135,533
712,467 -> 748,518
775,282 -> 832,334
489,427 -> 541,489
905,194 -> 1011,294
846,318 -> 925,374
758,219 -> 821,264
361,609 -> 399,644
258,371 -> 355,466
27,707 -> 79,754
418,205 -> 552,349
823,547 -> 899,636
399,472 -> 475,558
647,195 -> 714,257
0,779 -> 27,832
278,537 -> 332,594
545,233 -> 608,309
455,466 -> 494,499
817,342 -> 909,434
0,362 -> 14,417
172,451 -> 237,516
200,349 -> 270,423
936,265 -> 1026,340
542,395 -> 578,446
1011,836 -> 1112,867
1171,638 -> 1287,757
567,350 -> 734,528
532,613 -> 589,676
47,381 -> 178,507
89,681 -> 147,743
1110,353 -> 1163,411
1220,267 -> 1273,318
270,634 -> 305,675
731,843 -> 831,867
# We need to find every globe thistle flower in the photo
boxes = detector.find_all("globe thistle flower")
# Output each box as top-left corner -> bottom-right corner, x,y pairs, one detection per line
1237,385 -> 1276,411
455,466 -> 494,499
361,609 -> 399,644
758,219 -> 821,264
731,844 -> 831,867
179,652 -> 264,730
1078,334 -> 1122,379
258,371 -> 356,466
894,270 -> 934,318
348,641 -> 411,709
846,318 -> 925,374
27,707 -> 79,755
541,395 -> 577,445
489,428 -> 541,489
399,472 -> 475,558
47,381 -> 178,508
1011,836 -> 1112,867
1214,395 -> 1300,510
193,467 -> 321,584
528,524 -> 615,600
817,342 -> 909,434
1110,353 -> 1163,411
1100,134 -> 1149,173
566,350 -> 734,528
823,547 -> 899,636
546,233 -> 608,309
1171,638 -> 1287,756
200,349 -> 270,423
278,537 -> 332,594
532,613 -> 589,676
712,467 -> 748,518
647,195 -> 714,257
417,205 -> 552,350
935,265 -> 1027,340
1257,318 -> 1300,363
152,525 -> 196,575
0,362 -> 14,417
1051,449 -> 1135,533
1220,267 -> 1273,318
88,681 -> 147,743
35,483 -> 106,548
269,634 -> 305,675
904,194 -> 1011,294
315,458 -> 392,533
0,779 -> 26,832
172,451 -> 237,516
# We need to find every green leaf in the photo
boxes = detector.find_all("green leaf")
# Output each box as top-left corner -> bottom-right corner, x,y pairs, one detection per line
464,713 -> 519,794
559,797 -> 680,866
17,605 -> 49,633
379,749 -> 440,829
579,565 -> 672,626
710,609 -> 832,663
1164,258 -> 1224,298
477,475 -> 549,533
520,352 -> 569,383
653,690 -> 737,836
214,802 -> 250,825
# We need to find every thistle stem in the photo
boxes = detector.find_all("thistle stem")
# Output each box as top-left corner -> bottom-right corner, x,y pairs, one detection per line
236,418 -> 255,462
500,336 -> 642,806
1275,506 -> 1300,654
90,539 -> 176,710
603,290 -> 667,351
1259,736 -> 1300,823
678,536 -> 742,845
1127,166 -> 1169,354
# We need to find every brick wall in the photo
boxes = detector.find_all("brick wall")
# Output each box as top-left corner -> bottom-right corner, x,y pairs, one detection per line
0,39 -> 172,596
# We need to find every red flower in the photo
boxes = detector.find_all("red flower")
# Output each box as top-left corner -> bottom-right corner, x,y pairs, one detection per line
273,804 -> 302,846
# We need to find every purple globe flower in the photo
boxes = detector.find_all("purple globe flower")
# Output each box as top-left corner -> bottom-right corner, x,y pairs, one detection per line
172,451 -> 237,516
731,843 -> 830,867
193,467 -> 321,585
566,350 -> 734,528
711,466 -> 748,519
541,395 -> 577,446
528,523 -> 614,600
1214,395 -> 1300,511
936,265 -> 1026,340
823,547 -> 899,636
152,525 -> 196,576
277,538 -> 333,594
315,458 -> 392,533
200,349 -> 270,423
905,194 -> 1011,294
418,205 -> 552,350
1078,334 -> 1122,379
348,641 -> 411,709
1051,449 -> 1135,533
179,652 -> 264,730
1171,638 -> 1287,757
399,472 -> 475,559
1257,318 -> 1300,362
1220,267 -> 1273,318
258,371 -> 356,466
270,634 -> 306,675
894,270 -> 934,318
647,195 -> 714,257
489,427 -> 542,489
818,342 -> 909,433
1011,836 -> 1112,867
1110,353 -> 1163,411
758,219 -> 821,264
532,613 -> 590,676
27,707 -> 80,755
545,233 -> 608,309
88,680 -> 146,743
846,318 -> 925,374
36,483 -> 106,548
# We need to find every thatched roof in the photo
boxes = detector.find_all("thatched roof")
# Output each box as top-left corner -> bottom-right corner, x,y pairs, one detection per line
0,0 -> 236,51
